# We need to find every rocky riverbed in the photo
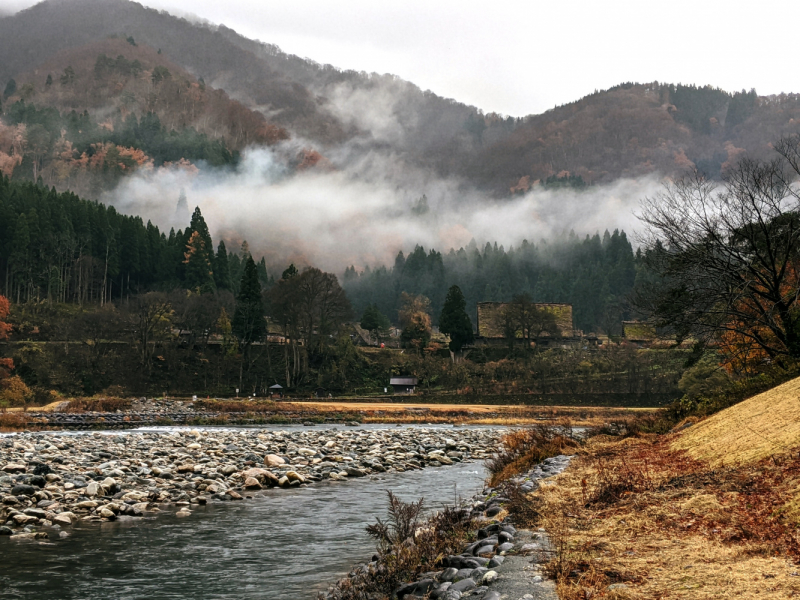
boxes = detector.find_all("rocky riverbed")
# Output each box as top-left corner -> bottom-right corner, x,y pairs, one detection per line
0,427 -> 500,540
325,454 -> 573,600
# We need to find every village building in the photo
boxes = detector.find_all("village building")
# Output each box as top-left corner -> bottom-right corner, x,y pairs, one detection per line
622,320 -> 658,347
474,301 -> 595,348
389,376 -> 418,395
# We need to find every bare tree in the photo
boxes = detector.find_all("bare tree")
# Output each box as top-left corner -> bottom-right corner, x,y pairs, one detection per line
127,292 -> 174,369
636,135 -> 800,367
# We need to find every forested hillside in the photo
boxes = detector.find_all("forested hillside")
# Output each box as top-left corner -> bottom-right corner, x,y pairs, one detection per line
3,0 -> 800,196
343,230 -> 638,334
0,36 -> 287,196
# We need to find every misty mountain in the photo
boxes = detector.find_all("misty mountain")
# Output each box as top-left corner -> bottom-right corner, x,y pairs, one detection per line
2,0 -> 800,196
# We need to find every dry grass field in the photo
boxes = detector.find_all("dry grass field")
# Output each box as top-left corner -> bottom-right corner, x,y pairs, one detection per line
672,376 -> 800,466
281,401 -> 651,426
520,376 -> 800,600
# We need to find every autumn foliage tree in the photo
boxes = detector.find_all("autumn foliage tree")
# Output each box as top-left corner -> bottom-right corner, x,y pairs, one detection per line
0,294 -> 12,378
0,294 -> 28,409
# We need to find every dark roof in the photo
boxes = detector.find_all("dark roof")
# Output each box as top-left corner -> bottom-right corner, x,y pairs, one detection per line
269,384 -> 283,389
390,377 -> 418,386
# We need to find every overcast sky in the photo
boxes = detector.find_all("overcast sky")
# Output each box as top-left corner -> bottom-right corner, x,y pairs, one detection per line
5,0 -> 800,116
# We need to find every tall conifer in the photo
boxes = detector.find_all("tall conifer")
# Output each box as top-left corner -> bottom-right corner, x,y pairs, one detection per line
232,256 -> 266,344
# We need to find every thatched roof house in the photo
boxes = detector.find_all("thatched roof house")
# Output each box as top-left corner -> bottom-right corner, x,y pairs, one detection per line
476,302 -> 574,339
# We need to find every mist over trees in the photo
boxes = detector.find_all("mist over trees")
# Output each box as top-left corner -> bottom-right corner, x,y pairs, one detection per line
344,229 -> 638,336
0,175 -> 271,304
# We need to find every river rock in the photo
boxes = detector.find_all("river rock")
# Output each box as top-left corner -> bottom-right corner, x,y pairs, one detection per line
243,477 -> 262,489
285,471 -> 304,483
52,512 -> 75,525
12,514 -> 38,525
11,484 -> 35,496
449,579 -> 476,593
265,454 -> 285,467
482,570 -> 498,584
2,463 -> 26,473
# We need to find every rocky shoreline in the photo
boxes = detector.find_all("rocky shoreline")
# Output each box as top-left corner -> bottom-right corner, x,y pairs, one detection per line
325,455 -> 573,600
0,426 -> 500,540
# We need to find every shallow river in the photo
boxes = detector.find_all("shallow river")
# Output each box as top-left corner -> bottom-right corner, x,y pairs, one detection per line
0,427 -> 488,600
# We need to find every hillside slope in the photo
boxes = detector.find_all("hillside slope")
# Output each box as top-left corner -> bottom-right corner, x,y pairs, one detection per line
672,375 -> 800,466
3,1 -> 800,194
0,37 -> 290,195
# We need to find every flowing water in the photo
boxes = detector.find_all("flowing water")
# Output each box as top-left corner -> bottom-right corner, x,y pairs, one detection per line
0,430 -> 487,600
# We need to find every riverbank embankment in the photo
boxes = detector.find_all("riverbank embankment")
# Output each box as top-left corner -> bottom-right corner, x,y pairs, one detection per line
528,376 -> 800,599
324,454 -> 574,600
0,426 -> 499,540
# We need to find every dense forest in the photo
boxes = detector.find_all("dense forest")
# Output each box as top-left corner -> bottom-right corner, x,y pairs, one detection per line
0,175 -> 271,304
344,229 -> 638,335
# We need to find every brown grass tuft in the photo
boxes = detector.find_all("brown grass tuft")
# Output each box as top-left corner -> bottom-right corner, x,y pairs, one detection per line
486,422 -> 579,487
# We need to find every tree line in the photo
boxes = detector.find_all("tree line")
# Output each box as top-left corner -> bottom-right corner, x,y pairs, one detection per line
0,176 -> 285,305
344,228 -> 639,337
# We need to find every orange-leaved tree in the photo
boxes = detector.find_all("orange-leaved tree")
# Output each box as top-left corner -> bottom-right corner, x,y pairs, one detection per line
0,294 -> 20,410
0,294 -> 12,377
718,262 -> 800,375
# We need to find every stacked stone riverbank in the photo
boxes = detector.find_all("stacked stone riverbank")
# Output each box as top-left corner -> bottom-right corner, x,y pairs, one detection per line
325,455 -> 573,600
0,427 -> 500,540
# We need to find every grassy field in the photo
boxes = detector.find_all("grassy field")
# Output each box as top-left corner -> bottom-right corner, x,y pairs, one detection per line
523,376 -> 800,600
280,401 -> 653,426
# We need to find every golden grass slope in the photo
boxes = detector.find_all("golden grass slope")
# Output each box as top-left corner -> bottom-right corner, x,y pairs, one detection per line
672,375 -> 800,466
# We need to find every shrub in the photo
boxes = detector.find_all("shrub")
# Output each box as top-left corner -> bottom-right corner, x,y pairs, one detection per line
486,423 -> 579,486
326,492 -> 474,600
0,375 -> 32,408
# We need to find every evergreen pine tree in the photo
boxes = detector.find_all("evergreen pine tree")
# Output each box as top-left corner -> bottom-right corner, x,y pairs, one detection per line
183,231 -> 216,293
189,206 -> 214,259
214,240 -> 232,291
439,285 -> 474,353
232,256 -> 266,344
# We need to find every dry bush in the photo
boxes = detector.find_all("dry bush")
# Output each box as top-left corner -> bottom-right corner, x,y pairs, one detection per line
65,397 -> 132,412
503,479 -> 543,528
0,411 -> 31,430
487,423 -> 579,486
589,411 -> 676,438
0,375 -> 32,408
589,455 -> 655,505
326,492 -> 475,600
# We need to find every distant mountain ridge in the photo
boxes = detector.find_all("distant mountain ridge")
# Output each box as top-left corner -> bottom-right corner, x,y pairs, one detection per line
2,0 -> 800,194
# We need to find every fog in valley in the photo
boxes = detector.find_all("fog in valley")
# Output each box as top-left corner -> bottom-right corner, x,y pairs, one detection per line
105,142 -> 661,274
